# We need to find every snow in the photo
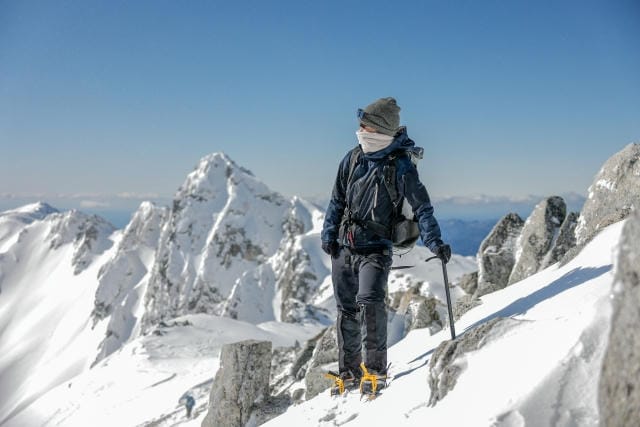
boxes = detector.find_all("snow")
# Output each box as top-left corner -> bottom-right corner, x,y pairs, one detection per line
0,214 -> 119,425
595,179 -> 615,192
264,220 -> 622,427
0,151 -> 627,427
5,314 -> 324,427
2,211 -> 618,426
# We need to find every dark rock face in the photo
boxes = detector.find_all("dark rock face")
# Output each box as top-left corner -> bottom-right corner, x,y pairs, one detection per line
509,196 -> 567,285
598,211 -> 640,426
202,340 -> 272,427
428,318 -> 520,406
541,211 -> 579,269
269,329 -> 325,404
476,213 -> 525,296
576,143 -> 640,246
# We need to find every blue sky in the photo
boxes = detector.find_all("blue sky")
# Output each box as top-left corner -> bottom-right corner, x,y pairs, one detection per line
1,0 -> 639,220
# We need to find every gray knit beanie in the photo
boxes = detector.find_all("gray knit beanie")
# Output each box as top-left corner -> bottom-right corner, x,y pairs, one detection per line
359,97 -> 401,136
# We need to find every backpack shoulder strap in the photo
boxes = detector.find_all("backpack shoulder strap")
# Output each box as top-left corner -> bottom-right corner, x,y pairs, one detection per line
346,146 -> 362,188
382,151 -> 408,209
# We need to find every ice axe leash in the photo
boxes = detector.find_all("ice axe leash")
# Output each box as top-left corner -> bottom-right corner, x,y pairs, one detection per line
425,255 -> 457,340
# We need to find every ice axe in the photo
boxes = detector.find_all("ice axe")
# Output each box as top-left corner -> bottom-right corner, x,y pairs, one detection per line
425,255 -> 456,340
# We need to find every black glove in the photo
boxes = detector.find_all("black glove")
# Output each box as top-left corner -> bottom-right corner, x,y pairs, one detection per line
322,240 -> 340,259
434,243 -> 452,264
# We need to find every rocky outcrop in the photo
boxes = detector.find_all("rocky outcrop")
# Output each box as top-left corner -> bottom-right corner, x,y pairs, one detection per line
303,326 -> 339,399
428,317 -> 520,406
405,296 -> 443,334
202,340 -> 272,427
576,143 -> 640,246
453,294 -> 482,321
390,285 -> 443,335
598,210 -> 640,426
457,271 -> 478,295
508,196 -> 566,285
476,213 -> 525,296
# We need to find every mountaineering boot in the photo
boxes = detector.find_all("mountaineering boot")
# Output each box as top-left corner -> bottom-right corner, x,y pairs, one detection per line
359,362 -> 388,399
325,369 -> 361,395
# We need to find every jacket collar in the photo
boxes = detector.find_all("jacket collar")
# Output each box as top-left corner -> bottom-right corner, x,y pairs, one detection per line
361,127 -> 415,161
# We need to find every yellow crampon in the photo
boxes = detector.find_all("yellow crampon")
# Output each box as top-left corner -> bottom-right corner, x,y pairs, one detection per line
359,362 -> 386,399
324,371 -> 345,396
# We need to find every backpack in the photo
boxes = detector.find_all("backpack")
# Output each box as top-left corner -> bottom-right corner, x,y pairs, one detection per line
346,147 -> 422,250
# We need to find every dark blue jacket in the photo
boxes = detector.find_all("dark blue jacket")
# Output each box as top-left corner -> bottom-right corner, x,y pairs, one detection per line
321,128 -> 443,253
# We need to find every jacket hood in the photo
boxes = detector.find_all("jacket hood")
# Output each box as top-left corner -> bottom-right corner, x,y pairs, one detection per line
361,127 -> 418,161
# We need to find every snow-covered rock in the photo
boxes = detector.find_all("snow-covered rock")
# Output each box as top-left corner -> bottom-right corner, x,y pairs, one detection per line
272,198 -> 323,323
476,213 -> 524,296
91,201 -> 168,363
141,153 -> 290,331
508,196 -> 567,284
46,210 -> 116,275
576,142 -> 640,246
599,210 -> 640,425
0,202 -> 59,289
390,286 -> 443,335
202,339 -> 272,427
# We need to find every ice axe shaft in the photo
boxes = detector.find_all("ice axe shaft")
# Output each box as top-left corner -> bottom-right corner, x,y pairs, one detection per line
425,256 -> 456,340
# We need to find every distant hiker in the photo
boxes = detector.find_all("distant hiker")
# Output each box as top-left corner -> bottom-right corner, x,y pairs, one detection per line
184,395 -> 195,418
321,97 -> 451,391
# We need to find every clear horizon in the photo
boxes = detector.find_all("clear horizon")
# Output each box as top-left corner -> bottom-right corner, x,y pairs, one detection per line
1,1 -> 638,207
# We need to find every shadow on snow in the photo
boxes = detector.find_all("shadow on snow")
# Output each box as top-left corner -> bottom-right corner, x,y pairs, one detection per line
463,265 -> 613,334
400,265 -> 612,375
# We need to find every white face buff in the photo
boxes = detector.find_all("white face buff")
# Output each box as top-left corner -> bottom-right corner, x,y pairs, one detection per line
356,130 -> 394,153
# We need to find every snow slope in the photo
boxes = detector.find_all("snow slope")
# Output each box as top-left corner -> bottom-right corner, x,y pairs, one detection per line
5,314 -> 323,427
0,249 -> 474,427
0,206 -> 119,425
264,220 -> 623,427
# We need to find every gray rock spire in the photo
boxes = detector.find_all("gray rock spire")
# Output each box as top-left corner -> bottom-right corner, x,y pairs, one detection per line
509,196 -> 566,285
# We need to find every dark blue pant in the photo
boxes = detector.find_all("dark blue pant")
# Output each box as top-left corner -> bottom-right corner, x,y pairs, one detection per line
332,248 -> 392,374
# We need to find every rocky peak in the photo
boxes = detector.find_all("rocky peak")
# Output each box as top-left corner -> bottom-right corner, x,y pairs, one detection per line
175,152 -> 254,201
282,197 -> 314,238
509,196 -> 567,284
46,210 -> 116,275
0,203 -> 60,250
476,213 -> 525,296
1,202 -> 59,222
141,152 -> 291,331
118,201 -> 168,249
